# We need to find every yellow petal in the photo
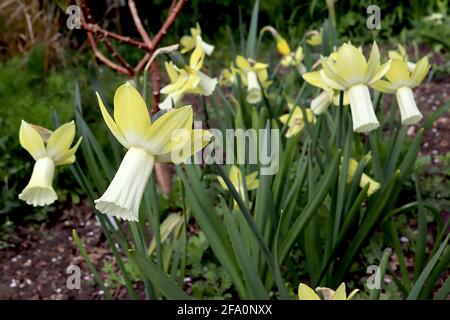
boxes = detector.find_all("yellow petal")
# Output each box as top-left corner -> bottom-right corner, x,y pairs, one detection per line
145,106 -> 193,155
276,37 -> 291,56
369,60 -> 392,85
370,79 -> 395,94
180,35 -> 195,53
46,121 -> 75,159
55,137 -> 83,166
335,43 -> 367,83
320,68 -> 346,91
347,289 -> 359,300
113,82 -> 151,145
330,283 -> 347,300
298,283 -> 321,300
96,92 -> 129,148
165,61 -> 179,83
303,71 -> 328,90
19,120 -> 47,160
236,55 -> 250,71
156,129 -> 211,163
364,42 -> 381,83
245,172 -> 259,190
410,56 -> 429,87
228,165 -> 241,187
385,59 -> 410,84
189,37 -> 205,70
295,47 -> 304,63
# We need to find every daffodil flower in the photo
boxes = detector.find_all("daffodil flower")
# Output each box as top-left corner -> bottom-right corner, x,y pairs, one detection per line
219,64 -> 239,86
306,29 -> 322,46
371,57 -> 430,125
302,71 -> 350,115
320,42 -> 391,133
279,106 -> 316,138
159,38 -> 218,110
298,283 -> 359,300
235,55 -> 270,104
217,165 -> 259,204
346,158 -> 380,196
388,44 -> 415,71
19,121 -> 82,206
180,23 -> 214,55
96,83 -> 211,221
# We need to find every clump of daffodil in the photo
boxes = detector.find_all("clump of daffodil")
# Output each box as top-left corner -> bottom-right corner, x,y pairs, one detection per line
320,42 -> 391,133
19,121 -> 82,206
217,165 -> 259,204
388,44 -> 416,71
96,82 -> 211,221
279,105 -> 316,138
180,22 -> 214,55
298,282 -> 359,300
235,55 -> 271,104
371,57 -> 430,125
306,29 -> 322,46
302,70 -> 350,115
346,157 -> 380,196
261,26 -> 306,74
159,38 -> 218,110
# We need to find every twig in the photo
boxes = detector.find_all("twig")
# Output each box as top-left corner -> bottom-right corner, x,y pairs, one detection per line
127,0 -> 152,48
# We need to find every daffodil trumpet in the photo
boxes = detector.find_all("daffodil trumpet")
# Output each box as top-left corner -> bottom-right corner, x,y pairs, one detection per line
235,55 -> 270,104
320,42 -> 391,133
371,57 -> 429,125
18,121 -> 82,206
96,82 -> 211,222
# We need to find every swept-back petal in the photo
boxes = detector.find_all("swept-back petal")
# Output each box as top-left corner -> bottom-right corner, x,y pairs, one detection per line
335,43 -> 367,82
236,55 -> 250,71
370,79 -> 395,94
157,129 -> 212,163
320,69 -> 346,91
54,137 -> 83,166
96,92 -> 129,148
302,71 -> 328,90
245,172 -> 259,190
385,59 -> 410,84
46,121 -> 75,159
145,106 -> 193,154
113,82 -> 152,145
298,283 -> 321,300
189,37 -> 205,70
368,60 -> 392,84
19,120 -> 47,160
331,283 -> 347,300
364,42 -> 381,83
409,56 -> 430,87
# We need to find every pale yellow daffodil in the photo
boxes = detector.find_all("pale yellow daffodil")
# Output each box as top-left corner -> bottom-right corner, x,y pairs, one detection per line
96,83 -> 211,221
217,165 -> 259,204
19,121 -> 82,206
306,29 -> 322,46
159,38 -> 218,110
235,55 -> 271,104
302,71 -> 350,115
320,42 -> 391,133
180,23 -> 214,55
298,283 -> 359,300
346,158 -> 380,196
279,106 -> 316,138
371,57 -> 430,125
219,64 -> 239,86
